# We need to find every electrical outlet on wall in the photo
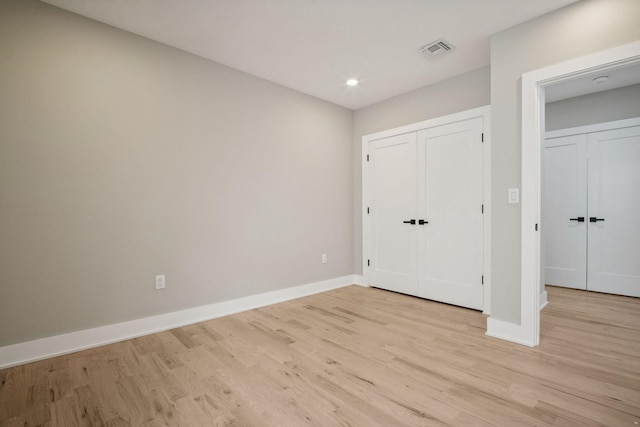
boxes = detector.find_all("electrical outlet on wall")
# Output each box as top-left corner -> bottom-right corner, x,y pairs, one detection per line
321,253 -> 327,264
155,275 -> 165,290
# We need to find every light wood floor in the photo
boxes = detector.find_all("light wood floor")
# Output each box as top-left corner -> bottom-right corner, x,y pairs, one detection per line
1,285 -> 639,426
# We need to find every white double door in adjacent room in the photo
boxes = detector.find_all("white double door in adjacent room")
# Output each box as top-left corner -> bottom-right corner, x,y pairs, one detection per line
367,117 -> 484,310
543,123 -> 640,297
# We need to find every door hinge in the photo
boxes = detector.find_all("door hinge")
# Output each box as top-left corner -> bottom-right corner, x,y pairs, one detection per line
535,223 -> 538,231
481,275 -> 484,285
481,133 -> 484,143
367,207 -> 370,214
367,259 -> 370,267
481,204 -> 484,214
366,154 -> 370,162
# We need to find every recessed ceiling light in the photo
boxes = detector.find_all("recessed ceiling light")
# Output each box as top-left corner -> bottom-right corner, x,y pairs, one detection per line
346,79 -> 359,86
593,76 -> 609,84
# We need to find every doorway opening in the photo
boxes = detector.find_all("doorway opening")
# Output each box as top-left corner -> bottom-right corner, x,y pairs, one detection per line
520,41 -> 640,347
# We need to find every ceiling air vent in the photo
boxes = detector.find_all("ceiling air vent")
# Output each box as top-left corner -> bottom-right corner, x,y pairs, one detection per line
419,39 -> 455,58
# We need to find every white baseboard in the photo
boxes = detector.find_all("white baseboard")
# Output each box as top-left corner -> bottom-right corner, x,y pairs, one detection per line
352,274 -> 367,286
485,317 -> 535,347
0,275 -> 361,369
539,291 -> 548,311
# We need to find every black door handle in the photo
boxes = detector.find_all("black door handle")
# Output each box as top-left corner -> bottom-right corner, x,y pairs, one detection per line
418,219 -> 429,225
590,217 -> 605,222
403,219 -> 416,225
569,217 -> 585,222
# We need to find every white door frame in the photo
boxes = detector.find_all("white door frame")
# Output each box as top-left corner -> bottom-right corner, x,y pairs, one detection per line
520,41 -> 640,347
362,105 -> 491,314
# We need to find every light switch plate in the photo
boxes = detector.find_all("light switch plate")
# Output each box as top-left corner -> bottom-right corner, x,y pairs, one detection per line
508,188 -> 519,204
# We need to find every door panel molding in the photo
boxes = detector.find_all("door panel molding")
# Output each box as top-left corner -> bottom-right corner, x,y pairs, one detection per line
418,118 -> 484,310
542,134 -> 588,290
587,125 -> 640,297
368,133 -> 418,296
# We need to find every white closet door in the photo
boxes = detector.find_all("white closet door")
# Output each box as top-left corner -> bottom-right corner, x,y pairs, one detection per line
416,118 -> 484,310
542,134 -> 588,289
587,125 -> 640,297
368,133 -> 418,296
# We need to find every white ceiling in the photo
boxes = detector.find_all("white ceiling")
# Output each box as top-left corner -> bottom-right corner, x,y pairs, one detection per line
42,0 -> 578,110
546,61 -> 640,103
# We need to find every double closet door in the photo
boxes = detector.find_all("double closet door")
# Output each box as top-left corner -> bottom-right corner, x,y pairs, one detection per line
367,117 -> 484,310
543,123 -> 640,297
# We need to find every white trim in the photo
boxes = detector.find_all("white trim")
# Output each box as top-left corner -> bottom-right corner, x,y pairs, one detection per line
539,290 -> 548,311
364,106 -> 490,142
352,274 -> 368,286
482,108 -> 492,315
362,139 -> 371,285
520,41 -> 640,347
0,275 -> 359,369
362,106 -> 491,314
546,117 -> 640,139
486,317 -> 535,347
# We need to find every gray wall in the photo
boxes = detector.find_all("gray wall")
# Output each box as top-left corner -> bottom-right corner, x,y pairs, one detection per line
352,67 -> 491,272
490,0 -> 640,324
546,84 -> 640,131
0,0 -> 353,346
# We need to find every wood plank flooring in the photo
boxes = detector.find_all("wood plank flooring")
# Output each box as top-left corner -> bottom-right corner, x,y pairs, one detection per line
1,285 -> 639,426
